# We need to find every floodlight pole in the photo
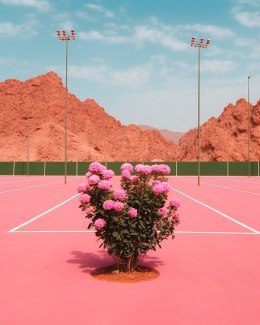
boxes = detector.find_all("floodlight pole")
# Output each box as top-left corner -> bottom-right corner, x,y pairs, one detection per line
248,76 -> 251,177
56,30 -> 76,184
190,37 -> 210,186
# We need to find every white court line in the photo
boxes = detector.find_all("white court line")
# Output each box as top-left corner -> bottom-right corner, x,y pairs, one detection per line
10,230 -> 260,235
0,180 -> 63,194
8,193 -> 80,233
200,181 -> 260,196
170,186 -> 259,233
176,231 -> 260,235
175,177 -> 260,196
0,176 -> 62,186
11,230 -> 94,233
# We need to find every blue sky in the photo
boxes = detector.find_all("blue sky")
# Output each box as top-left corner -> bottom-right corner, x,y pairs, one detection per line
0,0 -> 259,132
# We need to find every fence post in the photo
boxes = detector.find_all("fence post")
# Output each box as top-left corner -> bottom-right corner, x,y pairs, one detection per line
76,161 -> 78,176
12,161 -> 15,176
227,161 -> 229,176
44,162 -> 46,176
176,161 -> 178,176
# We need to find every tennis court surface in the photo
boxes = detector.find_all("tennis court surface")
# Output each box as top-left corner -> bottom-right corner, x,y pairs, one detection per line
1,175 -> 259,325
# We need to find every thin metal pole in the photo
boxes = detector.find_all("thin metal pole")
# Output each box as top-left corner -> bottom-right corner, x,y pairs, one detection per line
248,76 -> 251,177
190,37 -> 210,185
26,110 -> 30,177
198,47 -> 201,186
64,38 -> 69,184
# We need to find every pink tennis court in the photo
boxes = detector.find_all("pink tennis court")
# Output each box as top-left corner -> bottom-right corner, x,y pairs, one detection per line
1,175 -> 260,325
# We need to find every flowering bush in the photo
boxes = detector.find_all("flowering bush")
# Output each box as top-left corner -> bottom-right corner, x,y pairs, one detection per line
78,162 -> 181,272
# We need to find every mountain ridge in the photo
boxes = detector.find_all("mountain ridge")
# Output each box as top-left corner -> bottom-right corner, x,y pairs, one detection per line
0,71 -> 259,162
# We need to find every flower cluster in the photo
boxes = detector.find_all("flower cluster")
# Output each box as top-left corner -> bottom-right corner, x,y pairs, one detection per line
78,162 -> 181,272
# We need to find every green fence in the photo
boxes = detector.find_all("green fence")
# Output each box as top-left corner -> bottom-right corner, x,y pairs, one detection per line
0,161 -> 259,176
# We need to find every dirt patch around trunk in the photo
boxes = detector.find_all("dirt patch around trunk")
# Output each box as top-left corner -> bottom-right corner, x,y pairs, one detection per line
91,264 -> 159,283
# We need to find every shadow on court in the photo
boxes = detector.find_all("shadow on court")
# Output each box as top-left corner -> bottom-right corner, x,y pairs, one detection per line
67,250 -> 164,273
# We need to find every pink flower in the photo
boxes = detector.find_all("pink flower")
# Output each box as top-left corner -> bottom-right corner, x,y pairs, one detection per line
152,183 -> 169,195
127,207 -> 138,218
161,182 -> 170,193
114,189 -> 127,201
151,164 -> 171,175
135,164 -> 152,175
170,198 -> 181,208
121,169 -> 131,180
113,201 -> 125,212
88,175 -> 100,185
94,218 -> 107,230
98,180 -> 111,190
130,175 -> 139,183
120,163 -> 134,172
158,207 -> 167,217
103,200 -> 115,210
77,183 -> 89,193
172,212 -> 180,220
89,162 -> 106,173
79,194 -> 91,204
102,169 -> 115,180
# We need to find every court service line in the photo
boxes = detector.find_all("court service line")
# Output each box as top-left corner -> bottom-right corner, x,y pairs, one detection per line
170,186 -> 259,233
176,177 -> 260,196
200,181 -> 260,196
11,230 -> 260,235
0,180 -> 63,194
7,193 -> 80,233
0,176 -> 62,186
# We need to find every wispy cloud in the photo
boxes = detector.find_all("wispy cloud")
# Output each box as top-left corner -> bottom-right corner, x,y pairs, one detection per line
49,57 -> 162,88
232,6 -> 260,26
78,17 -> 235,52
179,23 -> 234,39
202,59 -> 236,73
71,61 -> 152,88
79,19 -> 187,51
85,3 -> 115,18
0,19 -> 38,38
236,0 -> 260,6
0,0 -> 50,11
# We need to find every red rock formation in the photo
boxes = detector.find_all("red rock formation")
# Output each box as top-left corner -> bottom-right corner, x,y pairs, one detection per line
0,72 -> 259,162
179,98 -> 260,161
0,72 -> 180,162
139,125 -> 184,144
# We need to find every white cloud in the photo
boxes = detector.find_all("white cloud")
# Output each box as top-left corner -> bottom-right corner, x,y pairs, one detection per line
69,62 -> 152,87
79,22 -> 187,51
85,3 -> 115,18
236,0 -> 260,6
74,10 -> 96,22
79,30 -> 129,43
202,59 -> 236,73
232,6 -> 260,26
78,18 -> 235,52
233,36 -> 254,47
133,25 -> 187,51
179,23 -> 234,39
49,59 -> 155,88
0,19 -> 38,38
0,0 -> 50,11
59,20 -> 75,31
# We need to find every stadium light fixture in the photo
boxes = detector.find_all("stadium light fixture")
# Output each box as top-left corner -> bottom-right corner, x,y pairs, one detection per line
56,30 -> 76,184
190,36 -> 211,186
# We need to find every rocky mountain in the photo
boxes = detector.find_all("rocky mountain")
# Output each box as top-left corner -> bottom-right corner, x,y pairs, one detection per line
0,71 -> 259,162
0,72 -> 180,162
139,125 -> 184,144
179,98 -> 260,161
